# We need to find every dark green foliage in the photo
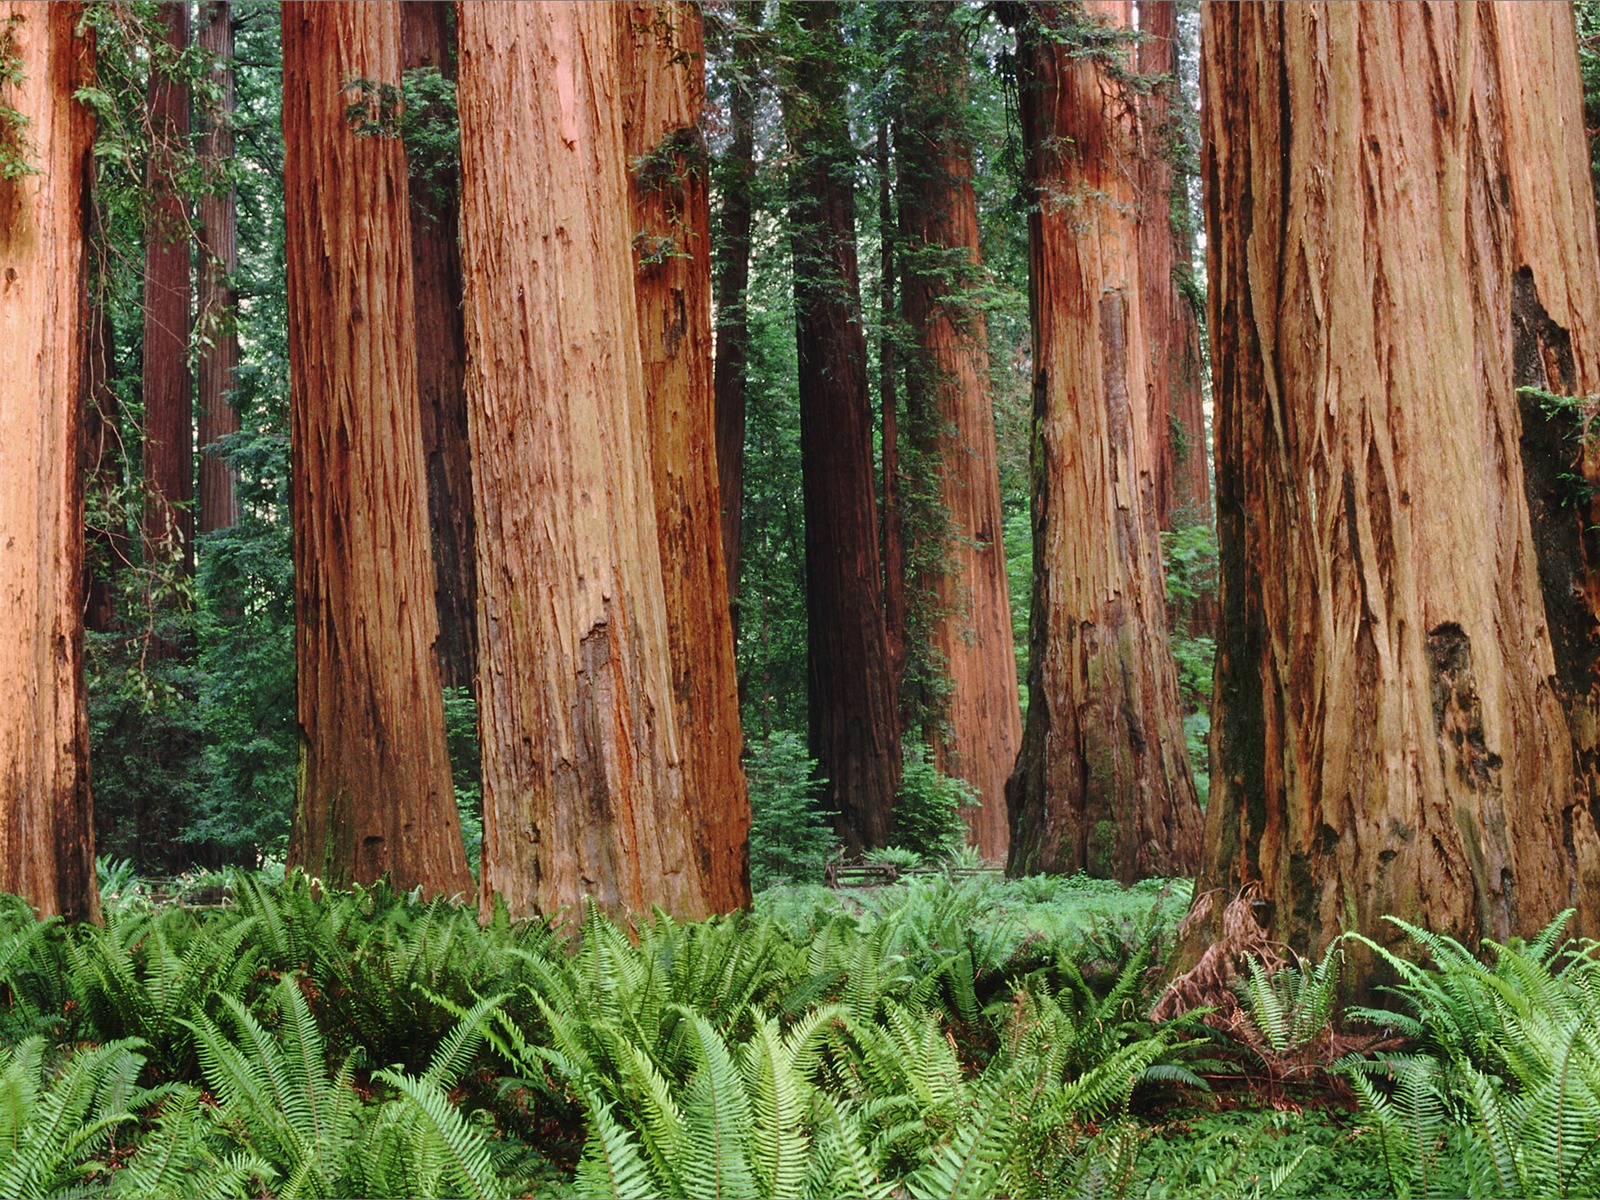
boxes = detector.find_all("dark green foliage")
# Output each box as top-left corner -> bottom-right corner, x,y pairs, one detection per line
745,732 -> 839,889
891,744 -> 977,862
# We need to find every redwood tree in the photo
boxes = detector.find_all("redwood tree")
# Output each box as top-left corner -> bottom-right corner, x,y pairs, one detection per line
401,1 -> 477,696
1185,1 -> 1600,972
783,0 -> 901,853
0,2 -> 99,922
619,1 -> 751,913
281,0 -> 470,898
142,1 -> 193,570
896,1 -> 1022,862
1005,1 -> 1201,882
196,0 -> 240,534
457,2 -> 719,920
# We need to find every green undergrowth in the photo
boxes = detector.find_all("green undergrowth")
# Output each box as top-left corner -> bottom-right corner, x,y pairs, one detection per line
1,868 -> 1596,1198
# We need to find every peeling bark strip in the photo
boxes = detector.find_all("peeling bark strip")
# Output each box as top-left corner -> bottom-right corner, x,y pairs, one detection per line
1004,1 -> 1201,883
282,1 -> 470,899
196,0 -> 240,535
896,1 -> 1021,863
457,3 -> 715,921
618,2 -> 751,912
142,1 -> 193,571
401,1 -> 477,697
1186,2 -> 1600,975
783,0 -> 901,854
0,3 -> 99,922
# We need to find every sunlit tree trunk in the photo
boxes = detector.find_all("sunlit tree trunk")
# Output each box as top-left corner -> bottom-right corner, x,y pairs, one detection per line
1005,1 -> 1201,882
1183,2 -> 1600,975
1136,0 -> 1208,536
401,1 -> 476,696
282,0 -> 471,898
712,0 -> 759,636
897,1 -> 1022,863
142,1 -> 193,571
0,2 -> 100,922
196,0 -> 239,535
618,1 -> 751,912
458,2 -> 717,920
783,0 -> 901,853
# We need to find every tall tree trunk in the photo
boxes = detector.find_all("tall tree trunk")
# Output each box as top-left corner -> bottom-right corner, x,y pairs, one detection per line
457,3 -> 718,921
618,1 -> 751,913
712,0 -> 759,639
195,0 -> 239,535
878,116 -> 910,722
1004,1 -> 1201,882
281,0 -> 470,898
896,2 -> 1021,863
0,2 -> 100,923
1135,0 -> 1209,536
84,274 -> 126,633
1183,2 -> 1600,977
401,1 -> 477,697
783,0 -> 901,854
142,1 -> 193,572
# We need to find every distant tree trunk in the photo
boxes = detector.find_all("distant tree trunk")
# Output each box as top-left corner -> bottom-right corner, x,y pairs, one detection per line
618,1 -> 751,913
783,0 -> 901,854
897,1 -> 1021,863
281,0 -> 471,898
400,1 -> 477,697
458,2 -> 719,920
1004,1 -> 1201,882
0,2 -> 100,923
195,0 -> 239,535
142,0 -> 193,572
878,117 -> 910,720
1135,0 -> 1209,537
1183,2 -> 1600,975
84,276 -> 126,633
712,0 -> 759,638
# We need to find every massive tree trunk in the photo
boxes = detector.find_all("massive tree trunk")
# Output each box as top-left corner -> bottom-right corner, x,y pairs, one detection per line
281,0 -> 470,898
1135,0 -> 1208,535
896,1 -> 1022,863
401,1 -> 477,697
712,0 -> 759,636
1184,2 -> 1600,975
784,0 -> 901,854
618,1 -> 751,913
457,3 -> 718,921
0,3 -> 99,923
878,116 -> 910,722
1004,1 -> 1201,882
142,1 -> 193,571
195,0 -> 240,535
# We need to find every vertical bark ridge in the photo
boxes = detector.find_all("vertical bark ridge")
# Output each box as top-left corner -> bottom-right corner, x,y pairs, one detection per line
196,0 -> 240,535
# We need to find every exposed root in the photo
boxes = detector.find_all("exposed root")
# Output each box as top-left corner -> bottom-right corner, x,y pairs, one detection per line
1152,883 -> 1280,1024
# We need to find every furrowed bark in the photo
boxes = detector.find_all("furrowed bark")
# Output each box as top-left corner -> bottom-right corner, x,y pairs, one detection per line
196,0 -> 240,535
282,0 -> 471,899
1004,0 -> 1201,882
783,0 -> 901,854
457,2 -> 714,921
1183,2 -> 1600,981
141,1 -> 193,572
897,0 -> 1022,863
618,0 -> 751,913
401,0 -> 477,696
0,2 -> 100,922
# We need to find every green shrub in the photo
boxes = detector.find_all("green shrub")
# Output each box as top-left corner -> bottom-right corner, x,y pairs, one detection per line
892,743 -> 977,863
746,732 -> 838,890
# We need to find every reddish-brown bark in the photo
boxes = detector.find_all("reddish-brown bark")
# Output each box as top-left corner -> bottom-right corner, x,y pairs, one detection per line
618,1 -> 751,913
141,1 -> 193,571
784,0 -> 901,853
281,0 -> 471,898
196,0 -> 240,535
0,2 -> 100,922
1005,1 -> 1201,882
896,1 -> 1022,863
457,2 -> 718,920
1183,2 -> 1600,979
401,1 -> 477,697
